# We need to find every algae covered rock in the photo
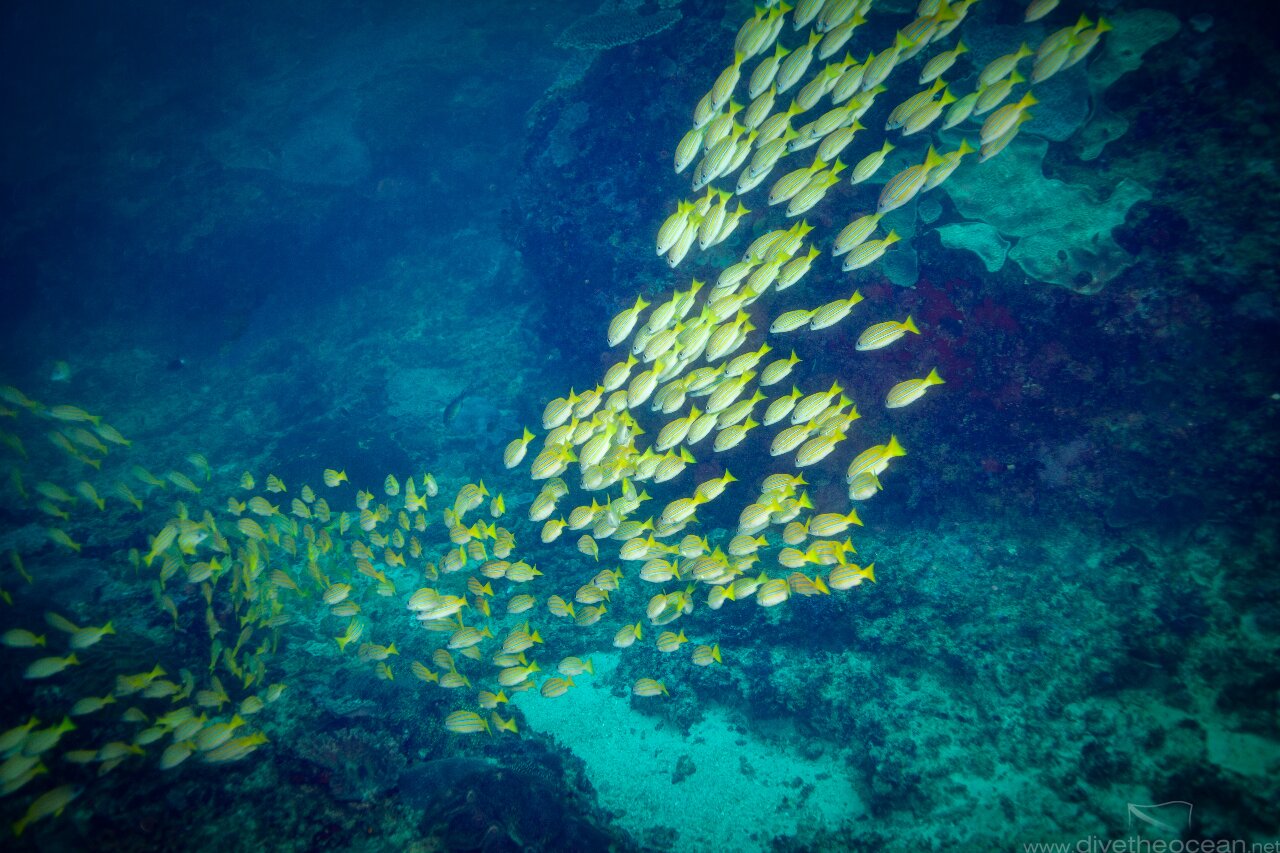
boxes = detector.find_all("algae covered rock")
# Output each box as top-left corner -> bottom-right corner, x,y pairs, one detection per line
398,750 -> 638,852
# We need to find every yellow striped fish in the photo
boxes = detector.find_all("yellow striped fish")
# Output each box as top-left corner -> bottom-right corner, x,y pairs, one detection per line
978,43 -> 1032,88
886,79 -> 946,130
828,562 -> 877,590
832,212 -> 882,256
540,677 -> 574,698
809,291 -> 863,330
973,72 -> 1024,116
919,41 -> 968,84
548,595 -> 575,619
440,670 -> 471,689
808,510 -> 863,537
478,690 -> 508,709
770,421 -> 816,456
795,432 -> 845,467
850,140 -> 894,184
877,146 -> 945,214
633,678 -> 669,697
759,352 -> 801,387
507,595 -> 536,614
901,87 -> 956,135
558,657 -> 594,677
848,471 -> 883,500
498,662 -> 540,687
614,622 -> 643,648
692,644 -> 722,666
841,231 -> 900,272
763,388 -> 803,426
981,92 -> 1038,145
656,629 -> 688,653
857,317 -> 920,351
444,710 -> 490,735
885,369 -> 944,409
770,309 -> 814,334
756,578 -> 791,607
846,436 -> 907,481
448,626 -> 492,649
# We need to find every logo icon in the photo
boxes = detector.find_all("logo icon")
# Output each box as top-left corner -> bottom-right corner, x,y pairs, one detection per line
1127,802 -> 1193,835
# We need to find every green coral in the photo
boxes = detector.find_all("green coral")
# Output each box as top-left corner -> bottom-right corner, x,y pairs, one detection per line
1074,9 -> 1182,162
935,222 -> 1011,273
940,137 -> 1150,292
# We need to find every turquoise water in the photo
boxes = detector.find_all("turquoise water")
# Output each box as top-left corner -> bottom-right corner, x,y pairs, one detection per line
1,0 -> 1277,850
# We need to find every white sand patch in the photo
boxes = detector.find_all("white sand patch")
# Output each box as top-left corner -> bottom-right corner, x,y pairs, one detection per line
512,652 -> 862,852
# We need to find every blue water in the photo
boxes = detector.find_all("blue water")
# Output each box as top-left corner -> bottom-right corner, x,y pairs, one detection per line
0,0 -> 1277,850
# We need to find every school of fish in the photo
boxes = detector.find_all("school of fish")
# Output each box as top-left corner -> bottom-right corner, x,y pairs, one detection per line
0,0 -> 1106,837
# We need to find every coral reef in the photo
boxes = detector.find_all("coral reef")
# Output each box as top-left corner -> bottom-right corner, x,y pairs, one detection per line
296,725 -> 408,802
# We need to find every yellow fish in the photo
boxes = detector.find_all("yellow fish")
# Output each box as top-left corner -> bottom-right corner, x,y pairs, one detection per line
539,677 -> 574,698
756,578 -> 791,607
334,620 -> 364,652
0,717 -> 39,754
445,712 -> 488,737
808,511 -> 862,538
828,563 -> 876,590
411,661 -> 440,684
248,496 -> 278,517
656,629 -> 688,653
632,678 -> 669,697
12,784 -> 79,837
501,627 -> 543,655
47,528 -> 82,553
478,690 -> 508,709
885,368 -> 944,409
545,591 -> 576,617
1,629 -> 45,648
68,621 -> 115,650
575,604 -> 607,626
35,501 -> 68,522
770,308 -> 815,334
322,583 -> 352,605
857,316 -> 920,351
35,481 -> 74,503
447,627 -> 492,650
507,594 -> 536,614
557,657 -> 594,677
159,741 -> 196,770
23,653 -> 79,680
114,482 -> 143,511
74,481 -> 105,510
47,405 -> 100,426
692,644 -> 722,666
498,662 -> 540,687
504,429 -> 536,469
